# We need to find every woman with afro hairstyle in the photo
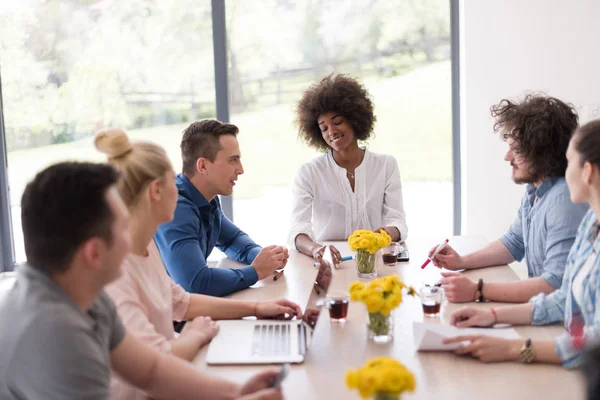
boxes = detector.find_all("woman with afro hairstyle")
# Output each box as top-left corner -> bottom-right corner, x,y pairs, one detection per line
289,74 -> 407,265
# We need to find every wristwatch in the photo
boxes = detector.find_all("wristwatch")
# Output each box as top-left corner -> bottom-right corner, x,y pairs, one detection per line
519,338 -> 535,363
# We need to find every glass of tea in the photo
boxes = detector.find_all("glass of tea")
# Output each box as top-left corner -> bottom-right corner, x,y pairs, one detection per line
382,242 -> 403,266
325,294 -> 350,322
419,286 -> 443,318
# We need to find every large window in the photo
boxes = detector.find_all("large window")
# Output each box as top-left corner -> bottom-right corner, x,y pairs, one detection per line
225,0 -> 452,245
0,0 -> 454,269
0,0 -> 215,263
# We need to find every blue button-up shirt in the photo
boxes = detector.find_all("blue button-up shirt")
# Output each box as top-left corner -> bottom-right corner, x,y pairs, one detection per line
499,177 -> 589,288
154,174 -> 261,297
531,209 -> 600,369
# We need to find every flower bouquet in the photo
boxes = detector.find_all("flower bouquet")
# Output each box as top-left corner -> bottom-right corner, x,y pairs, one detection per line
348,229 -> 392,278
349,275 -> 416,343
346,356 -> 416,399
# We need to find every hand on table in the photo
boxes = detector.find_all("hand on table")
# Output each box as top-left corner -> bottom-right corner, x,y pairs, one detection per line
180,316 -> 219,347
255,299 -> 303,320
253,245 -> 288,280
449,307 -> 496,327
312,244 -> 342,267
440,272 -> 478,303
443,335 -> 521,363
238,369 -> 284,400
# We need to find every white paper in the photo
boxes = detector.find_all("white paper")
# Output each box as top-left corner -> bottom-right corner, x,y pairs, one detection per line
413,321 -> 520,351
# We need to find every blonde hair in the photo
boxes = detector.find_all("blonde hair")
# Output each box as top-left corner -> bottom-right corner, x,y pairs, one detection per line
94,128 -> 172,207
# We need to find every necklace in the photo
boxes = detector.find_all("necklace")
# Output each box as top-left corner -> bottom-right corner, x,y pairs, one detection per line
346,170 -> 355,179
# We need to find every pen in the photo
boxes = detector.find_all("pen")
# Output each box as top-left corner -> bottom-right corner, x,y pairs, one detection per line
421,239 -> 449,269
273,270 -> 284,281
313,255 -> 352,268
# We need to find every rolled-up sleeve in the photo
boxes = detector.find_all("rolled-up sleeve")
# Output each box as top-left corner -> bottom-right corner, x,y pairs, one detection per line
541,194 -> 589,288
382,156 -> 408,241
288,164 -> 316,248
499,203 -> 525,262
155,198 -> 258,297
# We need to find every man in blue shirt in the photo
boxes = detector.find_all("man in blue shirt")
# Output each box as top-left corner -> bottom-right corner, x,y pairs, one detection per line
430,94 -> 588,303
155,120 -> 288,297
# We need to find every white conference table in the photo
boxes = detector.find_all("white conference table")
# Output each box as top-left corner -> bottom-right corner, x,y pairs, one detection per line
192,236 -> 585,399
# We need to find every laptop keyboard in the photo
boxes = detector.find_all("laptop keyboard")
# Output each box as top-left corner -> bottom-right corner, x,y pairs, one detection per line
251,324 -> 292,356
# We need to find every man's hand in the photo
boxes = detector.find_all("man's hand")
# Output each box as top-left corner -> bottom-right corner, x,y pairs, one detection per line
443,335 -> 522,363
252,246 -> 288,280
255,299 -> 303,320
449,307 -> 496,328
238,369 -> 284,400
428,244 -> 465,270
440,272 -> 478,303
180,316 -> 219,347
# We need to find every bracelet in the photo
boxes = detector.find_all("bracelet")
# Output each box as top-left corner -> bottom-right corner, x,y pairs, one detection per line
477,278 -> 485,302
490,308 -> 498,325
253,301 -> 259,316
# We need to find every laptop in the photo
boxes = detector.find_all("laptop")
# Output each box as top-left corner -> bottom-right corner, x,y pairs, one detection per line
206,258 -> 332,365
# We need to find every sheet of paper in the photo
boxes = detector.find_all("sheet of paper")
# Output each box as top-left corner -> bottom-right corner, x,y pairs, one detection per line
413,321 -> 521,351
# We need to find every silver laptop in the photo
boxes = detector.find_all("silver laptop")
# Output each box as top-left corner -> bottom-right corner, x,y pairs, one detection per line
206,263 -> 332,365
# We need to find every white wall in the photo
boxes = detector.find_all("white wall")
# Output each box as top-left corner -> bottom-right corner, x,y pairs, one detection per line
460,0 -> 600,239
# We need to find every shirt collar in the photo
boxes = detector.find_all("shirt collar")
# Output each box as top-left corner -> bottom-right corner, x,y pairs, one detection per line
526,177 -> 559,199
176,173 -> 217,210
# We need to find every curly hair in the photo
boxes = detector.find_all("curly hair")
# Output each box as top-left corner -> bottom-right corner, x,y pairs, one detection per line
295,74 -> 376,152
490,93 -> 578,180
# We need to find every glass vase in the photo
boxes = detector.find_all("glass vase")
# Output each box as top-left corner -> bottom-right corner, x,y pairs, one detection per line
367,311 -> 394,343
355,249 -> 378,278
375,391 -> 400,400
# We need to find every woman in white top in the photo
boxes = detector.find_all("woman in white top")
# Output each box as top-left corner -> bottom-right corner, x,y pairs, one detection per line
443,119 -> 600,369
96,129 -> 301,400
289,74 -> 408,264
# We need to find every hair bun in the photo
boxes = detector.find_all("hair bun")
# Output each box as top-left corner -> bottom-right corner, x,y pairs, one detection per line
94,128 -> 133,159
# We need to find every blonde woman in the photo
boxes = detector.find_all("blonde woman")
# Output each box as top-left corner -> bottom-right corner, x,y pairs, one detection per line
96,129 -> 301,400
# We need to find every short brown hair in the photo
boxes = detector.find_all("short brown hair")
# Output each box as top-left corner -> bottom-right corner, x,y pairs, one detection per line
180,119 -> 239,175
21,162 -> 119,273
491,93 -> 578,181
296,74 -> 376,152
574,119 -> 600,168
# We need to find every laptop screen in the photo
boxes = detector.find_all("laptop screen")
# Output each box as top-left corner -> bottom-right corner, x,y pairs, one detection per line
301,258 -> 333,330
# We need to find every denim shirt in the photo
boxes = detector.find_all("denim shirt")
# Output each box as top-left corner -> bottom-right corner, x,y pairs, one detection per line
530,209 -> 600,369
499,177 -> 589,288
154,174 -> 261,297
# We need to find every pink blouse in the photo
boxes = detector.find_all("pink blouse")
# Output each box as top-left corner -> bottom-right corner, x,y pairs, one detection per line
106,240 -> 190,400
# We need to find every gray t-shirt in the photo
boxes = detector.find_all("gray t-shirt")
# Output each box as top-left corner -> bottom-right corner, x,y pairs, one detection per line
0,264 -> 125,400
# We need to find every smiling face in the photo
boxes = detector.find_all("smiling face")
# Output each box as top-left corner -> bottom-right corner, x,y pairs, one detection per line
318,111 -> 357,152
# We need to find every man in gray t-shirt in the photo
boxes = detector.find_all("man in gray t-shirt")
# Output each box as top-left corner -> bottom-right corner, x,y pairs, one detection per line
0,264 -> 124,398
0,162 -> 283,400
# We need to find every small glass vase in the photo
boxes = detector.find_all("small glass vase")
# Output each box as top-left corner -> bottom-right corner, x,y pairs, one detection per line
367,311 -> 394,343
375,391 -> 400,400
355,249 -> 378,278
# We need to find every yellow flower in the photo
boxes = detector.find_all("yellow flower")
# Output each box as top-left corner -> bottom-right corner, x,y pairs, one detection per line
346,357 -> 416,398
345,370 -> 359,389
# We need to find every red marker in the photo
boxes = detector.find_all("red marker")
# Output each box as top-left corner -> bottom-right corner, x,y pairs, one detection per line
421,239 -> 449,269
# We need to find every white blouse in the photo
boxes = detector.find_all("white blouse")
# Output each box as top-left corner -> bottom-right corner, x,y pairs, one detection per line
288,148 -> 408,246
